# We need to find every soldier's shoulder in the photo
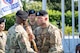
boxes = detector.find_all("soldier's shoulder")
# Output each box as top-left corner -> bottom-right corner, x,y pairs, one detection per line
33,26 -> 41,34
49,23 -> 58,31
8,25 -> 15,32
15,25 -> 25,33
48,23 -> 61,34
49,23 -> 62,38
8,24 -> 25,34
2,31 -> 6,36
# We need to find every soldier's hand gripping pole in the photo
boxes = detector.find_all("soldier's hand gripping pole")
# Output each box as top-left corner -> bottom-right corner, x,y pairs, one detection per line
32,40 -> 38,52
24,20 -> 38,52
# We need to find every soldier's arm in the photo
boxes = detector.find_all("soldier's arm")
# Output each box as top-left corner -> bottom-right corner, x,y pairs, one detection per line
54,30 -> 63,52
3,33 -> 7,47
49,29 -> 63,53
5,32 -> 11,53
26,26 -> 35,41
55,30 -> 63,49
17,32 -> 36,53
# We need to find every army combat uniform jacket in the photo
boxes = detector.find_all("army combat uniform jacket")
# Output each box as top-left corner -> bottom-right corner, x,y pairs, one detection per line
34,23 -> 63,53
0,32 -> 7,53
28,22 -> 38,31
6,24 -> 35,53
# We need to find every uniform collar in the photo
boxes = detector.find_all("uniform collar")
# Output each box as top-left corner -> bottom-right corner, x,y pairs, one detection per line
0,31 -> 4,37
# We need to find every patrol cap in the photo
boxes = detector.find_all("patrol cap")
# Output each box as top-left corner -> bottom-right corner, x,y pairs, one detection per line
16,10 -> 28,20
0,18 -> 6,24
28,9 -> 35,16
36,10 -> 48,16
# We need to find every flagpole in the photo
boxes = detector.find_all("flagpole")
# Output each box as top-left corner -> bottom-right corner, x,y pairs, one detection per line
72,0 -> 75,53
61,0 -> 65,39
42,0 -> 46,10
78,0 -> 80,35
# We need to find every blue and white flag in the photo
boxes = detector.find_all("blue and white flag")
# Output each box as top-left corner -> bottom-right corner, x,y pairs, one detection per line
0,0 -> 22,18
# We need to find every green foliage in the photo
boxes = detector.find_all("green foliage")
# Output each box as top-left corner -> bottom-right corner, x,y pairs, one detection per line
2,13 -> 16,30
65,25 -> 72,35
65,10 -> 78,30
65,10 -> 72,26
74,1 -> 78,11
35,0 -> 78,11
26,1 -> 42,11
48,10 -> 78,31
47,10 -> 62,29
75,11 -> 78,29
22,1 -> 27,11
47,10 -> 61,22
50,21 -> 57,26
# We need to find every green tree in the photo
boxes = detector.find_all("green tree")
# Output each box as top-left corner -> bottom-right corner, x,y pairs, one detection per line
26,1 -> 42,11
65,25 -> 72,35
34,0 -> 78,11
21,0 -> 27,11
3,13 -> 16,30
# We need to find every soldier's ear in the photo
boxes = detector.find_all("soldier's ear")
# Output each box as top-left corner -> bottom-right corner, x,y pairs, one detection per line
45,17 -> 48,21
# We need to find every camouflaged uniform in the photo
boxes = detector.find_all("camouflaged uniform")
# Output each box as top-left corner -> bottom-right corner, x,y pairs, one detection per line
0,32 -> 7,53
28,22 -> 38,31
34,23 -> 63,53
28,22 -> 38,50
6,24 -> 35,53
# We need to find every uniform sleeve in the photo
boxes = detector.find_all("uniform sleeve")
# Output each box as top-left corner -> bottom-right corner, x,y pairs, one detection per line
49,29 -> 63,53
55,30 -> 63,50
3,33 -> 7,48
5,32 -> 11,53
17,32 -> 36,53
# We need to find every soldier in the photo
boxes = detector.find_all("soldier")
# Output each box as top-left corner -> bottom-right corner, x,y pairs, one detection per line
6,10 -> 36,53
27,9 -> 38,31
25,10 -> 38,51
34,10 -> 63,53
0,18 -> 6,53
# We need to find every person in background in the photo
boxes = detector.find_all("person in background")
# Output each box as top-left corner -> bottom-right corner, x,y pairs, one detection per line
27,9 -> 38,31
0,18 -> 7,53
25,10 -> 38,51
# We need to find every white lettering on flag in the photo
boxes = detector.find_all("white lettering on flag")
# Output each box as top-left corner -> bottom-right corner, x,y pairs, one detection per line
0,0 -> 22,17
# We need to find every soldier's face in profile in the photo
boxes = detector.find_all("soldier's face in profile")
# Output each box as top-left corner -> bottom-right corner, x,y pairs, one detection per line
23,20 -> 28,26
28,14 -> 36,22
0,22 -> 5,31
37,16 -> 45,25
